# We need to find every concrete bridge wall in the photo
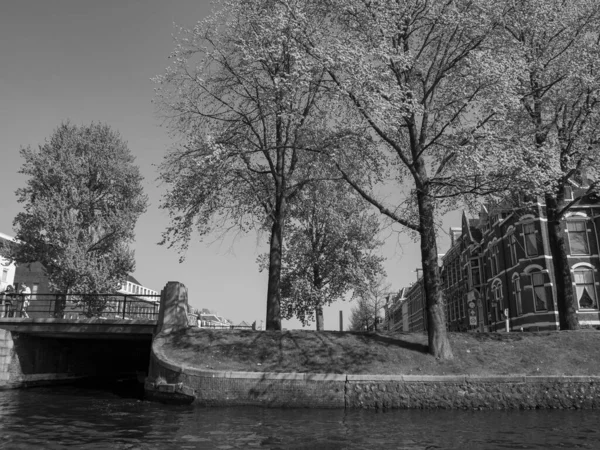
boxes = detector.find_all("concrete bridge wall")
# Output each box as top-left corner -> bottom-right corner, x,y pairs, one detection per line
0,328 -> 151,389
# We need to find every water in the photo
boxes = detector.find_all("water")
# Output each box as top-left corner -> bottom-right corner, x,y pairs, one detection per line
0,386 -> 599,449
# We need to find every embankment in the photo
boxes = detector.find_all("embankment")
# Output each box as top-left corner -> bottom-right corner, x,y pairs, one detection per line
146,329 -> 600,409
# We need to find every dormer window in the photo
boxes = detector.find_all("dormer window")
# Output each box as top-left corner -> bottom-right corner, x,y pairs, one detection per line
564,186 -> 573,201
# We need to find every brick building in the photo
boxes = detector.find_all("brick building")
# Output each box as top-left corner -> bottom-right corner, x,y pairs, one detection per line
440,189 -> 600,332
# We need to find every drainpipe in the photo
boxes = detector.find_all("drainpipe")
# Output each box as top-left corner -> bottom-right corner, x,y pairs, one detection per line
500,223 -> 512,332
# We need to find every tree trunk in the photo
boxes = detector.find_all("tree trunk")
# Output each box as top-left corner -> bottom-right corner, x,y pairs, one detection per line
266,218 -> 283,330
546,194 -> 579,330
314,265 -> 324,331
315,303 -> 324,331
417,189 -> 453,359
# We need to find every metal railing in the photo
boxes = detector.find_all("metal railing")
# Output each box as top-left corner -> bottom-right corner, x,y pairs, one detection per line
198,323 -> 253,330
0,293 -> 161,320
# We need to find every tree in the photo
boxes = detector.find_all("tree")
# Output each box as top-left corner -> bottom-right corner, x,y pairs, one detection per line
348,276 -> 390,332
1,122 -> 147,295
287,0 -> 520,358
155,0 -> 339,330
272,180 -> 385,330
490,0 -> 600,330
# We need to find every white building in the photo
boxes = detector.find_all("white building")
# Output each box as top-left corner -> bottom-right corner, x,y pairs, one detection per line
118,275 -> 159,300
0,232 -> 16,292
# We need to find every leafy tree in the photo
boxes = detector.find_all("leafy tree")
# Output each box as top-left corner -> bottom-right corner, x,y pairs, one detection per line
1,122 -> 147,296
348,276 -> 390,332
288,0 -> 521,358
155,0 -> 339,330
490,0 -> 600,329
273,181 -> 385,330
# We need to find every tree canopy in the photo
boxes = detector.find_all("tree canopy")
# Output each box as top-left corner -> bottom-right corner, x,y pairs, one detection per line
348,276 -> 390,332
281,0 -> 525,357
1,122 -> 147,293
270,181 -> 385,330
490,0 -> 600,329
155,0 -> 342,330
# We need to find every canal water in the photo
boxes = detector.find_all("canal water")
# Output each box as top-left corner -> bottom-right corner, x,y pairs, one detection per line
0,386 -> 599,449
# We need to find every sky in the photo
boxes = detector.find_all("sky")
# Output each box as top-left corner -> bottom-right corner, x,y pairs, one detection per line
0,0 -> 461,330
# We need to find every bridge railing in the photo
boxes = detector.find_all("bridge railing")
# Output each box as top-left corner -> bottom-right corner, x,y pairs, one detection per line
198,323 -> 253,330
0,293 -> 161,320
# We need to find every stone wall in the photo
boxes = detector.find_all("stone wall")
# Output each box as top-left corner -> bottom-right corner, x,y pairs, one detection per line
345,375 -> 600,410
148,352 -> 345,407
147,345 -> 600,409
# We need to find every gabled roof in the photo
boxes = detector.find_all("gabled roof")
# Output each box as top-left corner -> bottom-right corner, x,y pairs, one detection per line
126,274 -> 141,286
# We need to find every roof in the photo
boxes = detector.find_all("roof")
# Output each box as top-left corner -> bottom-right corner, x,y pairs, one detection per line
0,232 -> 15,242
126,274 -> 141,286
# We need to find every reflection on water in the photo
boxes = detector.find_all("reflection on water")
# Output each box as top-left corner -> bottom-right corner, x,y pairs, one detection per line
0,386 -> 599,449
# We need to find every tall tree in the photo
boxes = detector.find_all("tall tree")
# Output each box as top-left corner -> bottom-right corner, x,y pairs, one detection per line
289,0 -> 518,358
1,122 -> 147,294
154,0 -> 336,330
271,181 -> 385,330
348,275 -> 390,332
492,0 -> 600,330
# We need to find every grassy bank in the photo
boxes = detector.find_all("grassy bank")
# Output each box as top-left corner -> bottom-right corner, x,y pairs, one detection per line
158,328 -> 600,376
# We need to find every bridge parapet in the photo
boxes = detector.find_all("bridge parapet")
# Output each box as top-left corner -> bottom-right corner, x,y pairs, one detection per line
156,282 -> 189,335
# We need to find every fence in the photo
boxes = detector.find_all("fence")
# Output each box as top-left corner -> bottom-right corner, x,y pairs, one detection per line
198,322 -> 253,330
0,293 -> 161,320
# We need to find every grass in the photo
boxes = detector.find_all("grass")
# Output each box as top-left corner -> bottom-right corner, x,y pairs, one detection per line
155,328 -> 600,376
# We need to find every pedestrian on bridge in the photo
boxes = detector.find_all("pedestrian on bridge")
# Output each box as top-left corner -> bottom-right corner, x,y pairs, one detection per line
0,284 -> 15,318
18,284 -> 31,318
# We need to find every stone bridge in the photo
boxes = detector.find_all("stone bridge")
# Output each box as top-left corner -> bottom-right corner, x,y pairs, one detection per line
0,318 -> 157,340
0,282 -> 188,390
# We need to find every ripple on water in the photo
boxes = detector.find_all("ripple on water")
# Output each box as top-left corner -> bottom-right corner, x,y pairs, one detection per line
0,388 -> 600,449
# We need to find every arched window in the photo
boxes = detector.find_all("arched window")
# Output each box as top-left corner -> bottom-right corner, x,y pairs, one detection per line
531,271 -> 547,311
489,242 -> 500,275
574,267 -> 598,310
523,222 -> 538,257
491,279 -> 503,311
512,274 -> 522,316
508,233 -> 518,266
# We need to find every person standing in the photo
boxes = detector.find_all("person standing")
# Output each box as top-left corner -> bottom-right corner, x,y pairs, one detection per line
1,285 -> 15,317
19,284 -> 31,318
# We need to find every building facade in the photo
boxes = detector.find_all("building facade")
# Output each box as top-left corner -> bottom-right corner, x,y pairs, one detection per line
0,232 -> 16,293
439,190 -> 600,332
383,287 -> 409,332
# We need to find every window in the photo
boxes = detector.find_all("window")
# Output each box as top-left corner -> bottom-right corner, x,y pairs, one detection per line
470,259 -> 481,286
523,223 -> 538,256
1,268 -> 7,283
490,244 -> 500,276
567,221 -> 589,255
564,186 -> 573,201
32,283 -> 38,300
509,234 -> 518,266
512,275 -> 522,316
492,280 -> 503,311
531,272 -> 547,311
574,268 -> 598,310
